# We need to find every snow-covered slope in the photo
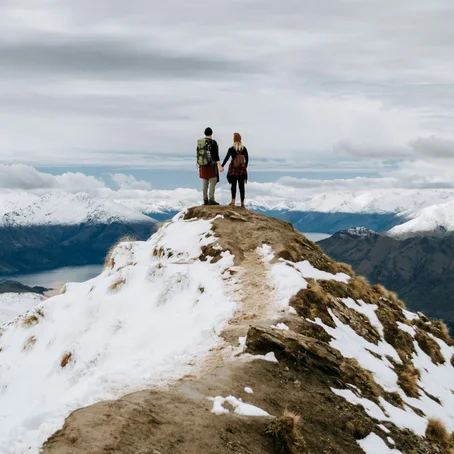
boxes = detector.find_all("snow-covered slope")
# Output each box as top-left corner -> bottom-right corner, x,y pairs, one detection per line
0,188 -> 453,232
0,213 -> 236,452
1,207 -> 453,454
389,200 -> 454,237
0,192 -> 154,227
0,293 -> 43,326
111,188 -> 454,216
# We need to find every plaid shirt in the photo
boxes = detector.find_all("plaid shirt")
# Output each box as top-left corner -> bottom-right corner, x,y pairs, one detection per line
223,146 -> 249,179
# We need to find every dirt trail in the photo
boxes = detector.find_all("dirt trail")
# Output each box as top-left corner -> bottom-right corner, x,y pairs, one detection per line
222,250 -> 278,344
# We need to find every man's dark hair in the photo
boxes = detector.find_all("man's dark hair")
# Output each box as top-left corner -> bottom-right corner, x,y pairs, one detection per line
204,127 -> 213,136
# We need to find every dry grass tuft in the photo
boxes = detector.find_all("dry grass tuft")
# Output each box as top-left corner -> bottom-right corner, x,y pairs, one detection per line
337,262 -> 354,277
396,364 -> 420,398
266,410 -> 309,454
104,235 -> 136,269
429,320 -> 454,346
425,418 -> 450,443
22,314 -> 39,327
109,278 -> 126,292
451,355 -> 454,368
290,280 -> 336,328
23,336 -> 36,351
372,284 -> 388,297
415,330 -> 445,365
343,420 -> 369,440
341,358 -> 383,403
60,352 -> 73,368
35,307 -> 45,318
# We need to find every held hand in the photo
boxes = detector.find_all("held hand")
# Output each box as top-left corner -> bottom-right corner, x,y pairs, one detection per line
219,166 -> 225,173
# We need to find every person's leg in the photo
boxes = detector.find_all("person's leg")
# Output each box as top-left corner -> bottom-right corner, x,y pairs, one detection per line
239,177 -> 246,207
202,179 -> 208,204
230,177 -> 237,205
209,177 -> 218,204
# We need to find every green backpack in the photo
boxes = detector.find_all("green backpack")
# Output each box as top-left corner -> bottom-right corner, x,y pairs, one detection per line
197,138 -> 213,166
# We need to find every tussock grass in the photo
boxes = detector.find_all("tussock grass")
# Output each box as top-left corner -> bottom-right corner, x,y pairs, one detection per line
396,363 -> 420,398
60,352 -> 73,368
22,314 -> 39,327
266,410 -> 309,454
425,419 -> 450,443
290,280 -> 335,328
415,331 -> 445,365
23,336 -> 36,351
104,235 -> 136,269
341,358 -> 383,403
337,262 -> 354,277
109,278 -> 126,292
343,420 -> 369,440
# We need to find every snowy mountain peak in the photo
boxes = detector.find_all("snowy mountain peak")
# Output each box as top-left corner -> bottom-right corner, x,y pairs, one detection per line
0,192 -> 155,227
1,206 -> 453,454
345,227 -> 379,237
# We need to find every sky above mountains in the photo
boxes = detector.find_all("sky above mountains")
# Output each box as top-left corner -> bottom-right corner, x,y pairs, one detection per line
0,0 -> 454,191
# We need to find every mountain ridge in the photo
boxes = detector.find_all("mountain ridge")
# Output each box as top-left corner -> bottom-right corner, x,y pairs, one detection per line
1,207 -> 452,453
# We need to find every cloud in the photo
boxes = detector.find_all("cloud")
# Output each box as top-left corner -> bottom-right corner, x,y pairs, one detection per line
0,164 -> 105,193
0,37 -> 255,81
110,173 -> 152,190
0,0 -> 453,182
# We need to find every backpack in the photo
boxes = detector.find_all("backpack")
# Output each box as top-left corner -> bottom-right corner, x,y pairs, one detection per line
233,149 -> 246,169
197,138 -> 213,166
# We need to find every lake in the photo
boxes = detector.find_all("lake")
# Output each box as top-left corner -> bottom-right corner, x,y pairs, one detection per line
303,232 -> 331,242
2,264 -> 104,290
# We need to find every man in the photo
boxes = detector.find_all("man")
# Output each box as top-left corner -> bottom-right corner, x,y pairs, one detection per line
197,127 -> 224,205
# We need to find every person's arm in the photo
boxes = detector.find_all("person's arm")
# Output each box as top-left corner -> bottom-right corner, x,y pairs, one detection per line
221,149 -> 232,168
244,147 -> 249,168
212,141 -> 224,172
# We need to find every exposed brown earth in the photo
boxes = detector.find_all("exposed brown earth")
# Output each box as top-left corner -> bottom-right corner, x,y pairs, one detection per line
43,206 -> 454,454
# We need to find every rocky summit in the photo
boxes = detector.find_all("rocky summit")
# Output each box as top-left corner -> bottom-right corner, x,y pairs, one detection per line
1,207 -> 453,454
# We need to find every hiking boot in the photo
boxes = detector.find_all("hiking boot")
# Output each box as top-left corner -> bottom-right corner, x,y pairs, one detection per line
208,200 -> 220,205
203,199 -> 209,205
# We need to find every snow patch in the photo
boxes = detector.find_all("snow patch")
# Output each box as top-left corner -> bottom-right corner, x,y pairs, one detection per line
244,387 -> 254,394
271,323 -> 289,331
358,433 -> 402,454
397,322 -> 416,336
209,396 -> 270,417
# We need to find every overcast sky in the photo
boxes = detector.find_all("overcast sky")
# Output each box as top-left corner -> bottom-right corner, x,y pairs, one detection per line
1,0 -> 454,191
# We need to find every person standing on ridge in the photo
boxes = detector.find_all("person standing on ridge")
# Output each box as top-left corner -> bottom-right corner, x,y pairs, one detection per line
197,127 -> 223,205
221,132 -> 249,208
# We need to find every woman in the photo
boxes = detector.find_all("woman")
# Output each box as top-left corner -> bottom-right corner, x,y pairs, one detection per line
221,132 -> 249,208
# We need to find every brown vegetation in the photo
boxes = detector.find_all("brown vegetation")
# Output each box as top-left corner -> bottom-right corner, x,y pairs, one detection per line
23,336 -> 37,351
61,352 -> 73,368
109,278 -> 126,292
289,281 -> 335,328
396,363 -> 420,398
415,330 -> 445,365
425,419 -> 450,444
341,358 -> 383,404
266,410 -> 310,454
343,420 -> 369,440
22,314 -> 39,327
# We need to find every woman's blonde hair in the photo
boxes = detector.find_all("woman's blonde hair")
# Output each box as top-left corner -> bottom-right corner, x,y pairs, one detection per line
233,132 -> 243,151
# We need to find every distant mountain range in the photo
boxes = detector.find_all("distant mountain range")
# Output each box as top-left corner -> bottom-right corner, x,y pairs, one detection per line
0,188 -> 453,274
0,193 -> 157,273
319,228 -> 454,333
